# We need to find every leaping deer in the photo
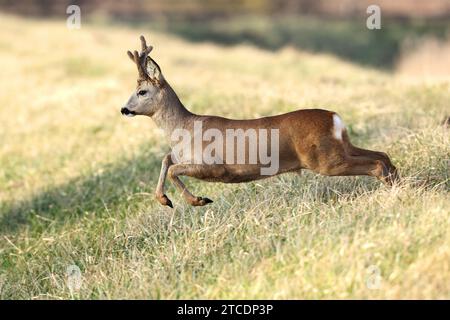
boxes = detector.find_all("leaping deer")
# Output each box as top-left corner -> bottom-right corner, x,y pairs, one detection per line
121,36 -> 399,208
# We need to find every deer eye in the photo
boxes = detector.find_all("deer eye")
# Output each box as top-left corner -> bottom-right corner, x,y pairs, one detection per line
137,90 -> 147,96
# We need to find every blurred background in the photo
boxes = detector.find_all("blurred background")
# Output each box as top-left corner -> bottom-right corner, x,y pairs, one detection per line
1,0 -> 449,73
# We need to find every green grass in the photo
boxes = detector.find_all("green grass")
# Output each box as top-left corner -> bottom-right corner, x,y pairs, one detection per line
0,14 -> 449,299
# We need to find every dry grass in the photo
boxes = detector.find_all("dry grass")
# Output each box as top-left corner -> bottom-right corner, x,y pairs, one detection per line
0,14 -> 449,299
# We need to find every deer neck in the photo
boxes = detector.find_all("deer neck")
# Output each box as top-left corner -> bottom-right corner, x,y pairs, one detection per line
151,83 -> 195,138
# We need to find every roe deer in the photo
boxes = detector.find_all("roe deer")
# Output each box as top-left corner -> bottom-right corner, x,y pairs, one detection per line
121,36 -> 399,207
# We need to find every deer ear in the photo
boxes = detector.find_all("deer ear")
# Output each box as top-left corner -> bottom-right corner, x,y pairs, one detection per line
146,57 -> 164,82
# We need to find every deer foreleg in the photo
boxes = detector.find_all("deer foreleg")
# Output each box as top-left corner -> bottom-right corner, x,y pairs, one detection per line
168,164 -> 225,206
155,153 -> 173,208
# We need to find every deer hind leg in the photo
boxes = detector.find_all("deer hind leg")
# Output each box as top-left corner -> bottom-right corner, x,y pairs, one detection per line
342,134 -> 399,184
155,153 -> 174,208
348,146 -> 399,184
319,155 -> 389,182
168,164 -> 226,206
310,139 -> 395,184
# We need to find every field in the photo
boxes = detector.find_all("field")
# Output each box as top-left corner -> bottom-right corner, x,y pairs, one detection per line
0,13 -> 449,299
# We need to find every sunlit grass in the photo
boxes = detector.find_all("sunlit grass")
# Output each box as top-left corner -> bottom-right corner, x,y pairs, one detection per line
0,14 -> 448,299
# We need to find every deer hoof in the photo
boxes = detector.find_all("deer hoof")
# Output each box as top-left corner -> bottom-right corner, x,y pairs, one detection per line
202,197 -> 213,204
193,197 -> 213,206
157,194 -> 173,208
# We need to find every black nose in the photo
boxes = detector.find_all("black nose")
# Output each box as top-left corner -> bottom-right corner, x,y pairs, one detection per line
121,107 -> 130,115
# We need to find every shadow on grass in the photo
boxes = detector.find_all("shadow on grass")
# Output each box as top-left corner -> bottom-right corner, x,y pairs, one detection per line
0,146 -> 164,235
114,15 -> 449,69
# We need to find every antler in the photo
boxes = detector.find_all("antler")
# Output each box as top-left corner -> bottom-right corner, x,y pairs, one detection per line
127,35 -> 153,79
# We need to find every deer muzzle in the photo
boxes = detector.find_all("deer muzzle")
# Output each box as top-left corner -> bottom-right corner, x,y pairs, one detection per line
121,107 -> 136,117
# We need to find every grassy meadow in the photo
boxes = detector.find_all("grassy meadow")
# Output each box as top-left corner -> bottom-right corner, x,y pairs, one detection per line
0,13 -> 449,299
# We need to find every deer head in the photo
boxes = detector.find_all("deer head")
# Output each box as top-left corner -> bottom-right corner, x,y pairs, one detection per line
121,35 -> 166,117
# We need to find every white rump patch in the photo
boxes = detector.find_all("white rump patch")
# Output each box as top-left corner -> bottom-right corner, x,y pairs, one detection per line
332,114 -> 345,140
